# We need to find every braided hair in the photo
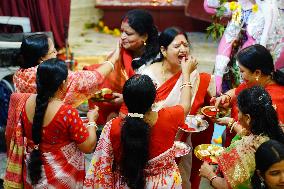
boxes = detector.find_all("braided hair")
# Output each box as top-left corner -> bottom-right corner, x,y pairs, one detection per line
120,74 -> 156,189
28,58 -> 68,184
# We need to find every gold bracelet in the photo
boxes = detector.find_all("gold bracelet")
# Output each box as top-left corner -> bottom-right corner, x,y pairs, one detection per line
230,122 -> 238,133
227,118 -> 235,128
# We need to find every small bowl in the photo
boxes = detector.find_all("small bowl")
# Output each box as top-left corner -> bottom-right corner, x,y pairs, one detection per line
201,106 -> 230,119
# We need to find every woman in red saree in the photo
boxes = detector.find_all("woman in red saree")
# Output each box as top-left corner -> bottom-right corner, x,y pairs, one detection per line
13,33 -> 117,107
6,33 -> 117,152
85,63 -> 197,188
212,44 -> 284,147
120,27 -> 216,189
5,59 -> 98,188
84,9 -> 159,125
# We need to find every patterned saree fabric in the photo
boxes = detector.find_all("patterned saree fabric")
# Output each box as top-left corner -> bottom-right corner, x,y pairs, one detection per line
13,66 -> 104,107
4,93 -> 31,189
21,104 -> 88,188
217,134 -> 269,189
84,106 -> 190,189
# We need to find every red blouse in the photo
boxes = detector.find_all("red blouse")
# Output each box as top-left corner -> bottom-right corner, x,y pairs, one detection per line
110,105 -> 185,163
22,104 -> 89,153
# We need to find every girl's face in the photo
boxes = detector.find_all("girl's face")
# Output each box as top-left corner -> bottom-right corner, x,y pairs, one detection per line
41,38 -> 57,61
162,34 -> 190,66
264,160 -> 284,189
120,21 -> 147,52
238,110 -> 251,132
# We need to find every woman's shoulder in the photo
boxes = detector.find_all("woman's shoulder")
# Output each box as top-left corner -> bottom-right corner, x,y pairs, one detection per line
140,62 -> 161,74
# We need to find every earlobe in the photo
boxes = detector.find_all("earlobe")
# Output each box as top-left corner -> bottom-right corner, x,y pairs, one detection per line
143,33 -> 148,42
246,114 -> 251,125
255,70 -> 262,78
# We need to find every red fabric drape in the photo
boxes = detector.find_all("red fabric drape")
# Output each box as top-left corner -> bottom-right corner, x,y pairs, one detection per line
0,0 -> 71,48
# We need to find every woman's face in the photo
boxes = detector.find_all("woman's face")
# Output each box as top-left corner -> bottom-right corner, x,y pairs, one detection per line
120,21 -> 146,52
239,63 -> 257,84
264,160 -> 284,189
162,34 -> 190,66
41,38 -> 57,62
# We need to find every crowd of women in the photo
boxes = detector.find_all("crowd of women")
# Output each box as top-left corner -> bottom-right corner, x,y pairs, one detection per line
2,7 -> 284,189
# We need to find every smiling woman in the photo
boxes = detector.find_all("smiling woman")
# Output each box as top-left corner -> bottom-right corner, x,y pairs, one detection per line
85,9 -> 160,125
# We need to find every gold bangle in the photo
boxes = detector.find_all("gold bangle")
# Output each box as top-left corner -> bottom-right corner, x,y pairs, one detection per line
227,118 -> 235,128
230,122 -> 238,133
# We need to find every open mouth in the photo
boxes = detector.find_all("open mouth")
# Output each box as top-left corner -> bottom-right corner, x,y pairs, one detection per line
178,54 -> 187,62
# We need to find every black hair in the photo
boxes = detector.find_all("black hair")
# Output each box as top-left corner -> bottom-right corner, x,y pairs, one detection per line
122,9 -> 159,70
237,44 -> 284,85
28,58 -> 68,184
237,86 -> 284,143
20,34 -> 49,69
120,74 -> 156,189
156,27 -> 189,62
252,140 -> 284,189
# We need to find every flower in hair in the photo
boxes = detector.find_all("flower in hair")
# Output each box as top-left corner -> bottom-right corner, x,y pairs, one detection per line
127,113 -> 144,118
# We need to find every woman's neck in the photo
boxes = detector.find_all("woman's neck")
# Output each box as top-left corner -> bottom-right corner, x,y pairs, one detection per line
143,110 -> 158,127
162,60 -> 181,75
132,46 -> 145,58
259,75 -> 276,87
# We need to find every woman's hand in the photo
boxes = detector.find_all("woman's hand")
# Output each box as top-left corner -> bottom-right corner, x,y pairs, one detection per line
216,116 -> 234,126
199,162 -> 216,179
210,94 -> 231,108
110,92 -> 123,105
107,39 -> 122,64
181,56 -> 198,75
87,106 -> 99,122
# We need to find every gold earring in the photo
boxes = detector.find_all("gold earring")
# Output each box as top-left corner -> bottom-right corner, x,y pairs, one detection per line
143,41 -> 147,46
255,76 -> 259,81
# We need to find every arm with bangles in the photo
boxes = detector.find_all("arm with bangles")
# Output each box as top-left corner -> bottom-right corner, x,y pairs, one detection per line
216,116 -> 247,136
200,161 -> 229,189
95,41 -> 121,77
77,107 -> 99,153
211,88 -> 236,108
179,56 -> 198,116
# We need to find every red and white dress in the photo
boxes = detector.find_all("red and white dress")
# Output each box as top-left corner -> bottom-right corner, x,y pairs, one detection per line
22,104 -> 89,189
84,106 -> 191,189
13,66 -> 104,107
